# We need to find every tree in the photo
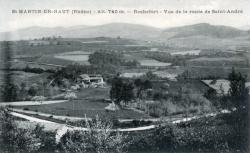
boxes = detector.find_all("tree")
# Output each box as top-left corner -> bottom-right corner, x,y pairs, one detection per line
28,84 -> 38,96
1,83 -> 19,102
228,68 -> 249,109
143,71 -> 158,80
226,69 -> 249,151
134,79 -> 152,100
110,77 -> 123,105
88,51 -> 123,66
19,82 -> 28,100
143,80 -> 152,90
61,115 -> 128,153
120,82 -> 134,105
110,77 -> 134,106
0,41 -> 18,102
204,88 -> 217,100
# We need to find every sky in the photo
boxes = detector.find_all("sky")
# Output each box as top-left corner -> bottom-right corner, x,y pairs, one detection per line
1,0 -> 250,32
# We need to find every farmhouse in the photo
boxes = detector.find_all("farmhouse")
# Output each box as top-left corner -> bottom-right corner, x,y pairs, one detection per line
79,74 -> 105,87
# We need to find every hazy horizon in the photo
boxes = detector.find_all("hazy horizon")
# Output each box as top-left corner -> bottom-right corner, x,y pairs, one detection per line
1,0 -> 250,32
1,22 -> 250,33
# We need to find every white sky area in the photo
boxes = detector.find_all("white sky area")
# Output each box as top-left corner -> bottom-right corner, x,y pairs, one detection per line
1,0 -> 250,32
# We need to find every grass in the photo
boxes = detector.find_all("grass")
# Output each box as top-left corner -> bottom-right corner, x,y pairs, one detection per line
153,79 -> 209,95
76,87 -> 110,100
0,70 -> 46,87
13,88 -> 150,119
14,100 -> 150,119
187,56 -> 248,67
184,66 -> 250,81
54,54 -> 89,63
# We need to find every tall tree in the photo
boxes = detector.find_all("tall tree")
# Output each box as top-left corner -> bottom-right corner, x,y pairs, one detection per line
228,68 -> 249,109
1,41 -> 18,102
120,82 -> 134,105
134,79 -> 152,100
110,77 -> 134,106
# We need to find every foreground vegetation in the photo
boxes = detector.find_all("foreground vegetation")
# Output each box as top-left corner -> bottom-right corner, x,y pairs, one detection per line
0,37 -> 250,153
1,106 -> 249,153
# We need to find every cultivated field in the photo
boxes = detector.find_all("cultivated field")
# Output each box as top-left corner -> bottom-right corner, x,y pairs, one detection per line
170,50 -> 201,55
54,51 -> 91,65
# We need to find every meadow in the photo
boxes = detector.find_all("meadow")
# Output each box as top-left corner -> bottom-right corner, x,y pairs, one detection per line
54,51 -> 91,65
14,100 -> 150,119
170,50 -> 201,55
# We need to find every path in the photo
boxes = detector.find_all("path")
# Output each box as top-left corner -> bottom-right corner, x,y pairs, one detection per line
11,107 -> 230,123
12,108 -> 87,121
10,111 -> 156,143
9,109 -> 232,143
0,100 -> 67,106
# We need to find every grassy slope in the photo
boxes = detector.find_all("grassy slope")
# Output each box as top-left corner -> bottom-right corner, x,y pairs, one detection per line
14,100 -> 150,119
14,88 -> 150,119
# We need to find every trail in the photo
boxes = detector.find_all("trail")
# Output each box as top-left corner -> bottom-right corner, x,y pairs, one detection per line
9,109 -> 232,143
0,100 -> 67,106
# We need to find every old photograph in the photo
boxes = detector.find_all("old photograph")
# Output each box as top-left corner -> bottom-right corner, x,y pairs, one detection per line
0,0 -> 250,153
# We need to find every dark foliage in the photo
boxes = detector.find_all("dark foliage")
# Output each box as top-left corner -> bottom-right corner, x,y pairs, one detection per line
110,77 -> 135,105
228,68 -> 249,109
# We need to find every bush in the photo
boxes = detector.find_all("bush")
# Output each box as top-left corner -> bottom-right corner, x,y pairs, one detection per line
23,107 -> 29,111
0,108 -> 56,153
0,108 -> 41,153
61,115 -> 129,153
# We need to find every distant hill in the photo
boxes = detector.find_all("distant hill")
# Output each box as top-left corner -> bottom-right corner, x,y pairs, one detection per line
159,23 -> 250,49
0,23 -> 161,41
239,25 -> 250,30
0,26 -> 66,40
62,23 -> 161,40
1,22 -> 250,50
160,23 -> 248,39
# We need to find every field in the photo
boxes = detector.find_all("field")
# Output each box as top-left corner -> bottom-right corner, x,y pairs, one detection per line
170,50 -> 201,55
124,53 -> 172,67
14,100 -> 150,119
184,66 -> 250,80
153,68 -> 185,80
139,59 -> 171,67
164,79 -> 210,95
53,51 -> 91,65
0,70 -> 43,86
13,87 -> 150,119
202,79 -> 250,95
187,57 -> 248,67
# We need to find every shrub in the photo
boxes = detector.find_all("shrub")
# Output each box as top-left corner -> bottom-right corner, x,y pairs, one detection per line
61,115 -> 129,153
0,108 -> 41,153
0,108 -> 56,153
23,107 -> 29,111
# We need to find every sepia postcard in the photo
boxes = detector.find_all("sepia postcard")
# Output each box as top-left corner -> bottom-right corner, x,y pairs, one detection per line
0,0 -> 249,153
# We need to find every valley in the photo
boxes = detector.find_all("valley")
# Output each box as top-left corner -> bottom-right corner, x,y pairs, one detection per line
0,22 -> 250,153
